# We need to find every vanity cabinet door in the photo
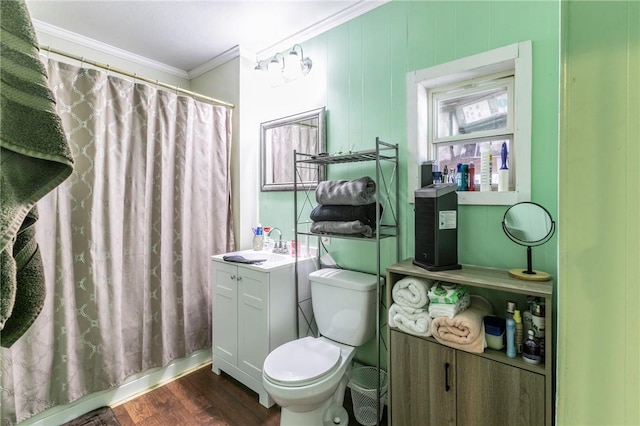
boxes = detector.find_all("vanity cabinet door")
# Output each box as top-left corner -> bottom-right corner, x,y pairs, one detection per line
455,351 -> 545,426
237,268 -> 269,381
212,262 -> 239,366
390,330 -> 456,426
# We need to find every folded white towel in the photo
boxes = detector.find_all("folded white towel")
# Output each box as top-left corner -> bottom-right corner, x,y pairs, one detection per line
429,292 -> 471,319
391,276 -> 432,309
388,303 -> 432,337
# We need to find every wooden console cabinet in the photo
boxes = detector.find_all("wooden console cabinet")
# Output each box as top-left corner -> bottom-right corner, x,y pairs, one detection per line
386,259 -> 553,426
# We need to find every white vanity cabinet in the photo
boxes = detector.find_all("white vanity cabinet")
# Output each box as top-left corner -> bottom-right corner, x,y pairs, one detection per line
210,252 -> 314,408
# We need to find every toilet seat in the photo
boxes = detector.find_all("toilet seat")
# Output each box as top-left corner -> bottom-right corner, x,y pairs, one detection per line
263,337 -> 341,386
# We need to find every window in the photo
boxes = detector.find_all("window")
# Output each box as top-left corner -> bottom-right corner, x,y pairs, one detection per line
407,41 -> 532,205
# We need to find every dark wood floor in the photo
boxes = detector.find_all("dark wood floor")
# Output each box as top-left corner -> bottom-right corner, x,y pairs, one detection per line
112,364 -> 387,426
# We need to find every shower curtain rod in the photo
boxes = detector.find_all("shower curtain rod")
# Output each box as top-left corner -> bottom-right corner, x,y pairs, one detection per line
40,45 -> 235,109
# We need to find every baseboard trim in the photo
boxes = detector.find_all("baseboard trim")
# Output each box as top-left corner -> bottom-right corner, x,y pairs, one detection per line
20,349 -> 212,426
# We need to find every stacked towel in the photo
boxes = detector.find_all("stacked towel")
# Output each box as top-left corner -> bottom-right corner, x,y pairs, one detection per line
310,177 -> 378,238
315,177 -> 376,206
310,220 -> 373,237
392,276 -> 431,309
388,304 -> 432,337
430,295 -> 493,353
0,0 -> 74,347
428,282 -> 471,319
310,203 -> 382,228
388,276 -> 433,337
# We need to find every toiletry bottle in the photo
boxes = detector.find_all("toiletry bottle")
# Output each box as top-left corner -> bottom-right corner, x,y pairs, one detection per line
443,165 -> 448,184
506,301 -> 516,319
468,162 -> 475,191
523,330 -> 542,364
480,144 -> 491,192
263,226 -> 271,250
252,224 -> 264,251
506,318 -> 516,358
460,164 -> 469,191
531,300 -> 545,361
498,142 -> 509,192
514,309 -> 523,354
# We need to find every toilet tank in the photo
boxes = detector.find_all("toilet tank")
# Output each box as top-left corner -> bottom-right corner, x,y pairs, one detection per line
309,268 -> 383,346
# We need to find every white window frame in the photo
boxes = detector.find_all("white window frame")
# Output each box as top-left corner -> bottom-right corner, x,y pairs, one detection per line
407,41 -> 532,205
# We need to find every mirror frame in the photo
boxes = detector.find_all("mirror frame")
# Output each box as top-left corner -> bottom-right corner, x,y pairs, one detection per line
502,201 -> 556,281
260,107 -> 326,192
502,201 -> 555,247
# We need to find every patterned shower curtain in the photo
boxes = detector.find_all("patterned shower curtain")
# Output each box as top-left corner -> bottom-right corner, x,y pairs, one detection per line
271,124 -> 317,183
0,59 -> 234,424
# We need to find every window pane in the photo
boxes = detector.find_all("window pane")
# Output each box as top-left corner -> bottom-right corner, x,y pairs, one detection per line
434,139 -> 512,190
436,85 -> 510,139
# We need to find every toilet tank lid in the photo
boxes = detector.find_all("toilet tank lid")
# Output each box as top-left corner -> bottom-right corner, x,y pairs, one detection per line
309,268 -> 383,291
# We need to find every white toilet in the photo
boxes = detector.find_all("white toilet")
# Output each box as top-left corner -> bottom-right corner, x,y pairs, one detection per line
262,268 -> 381,426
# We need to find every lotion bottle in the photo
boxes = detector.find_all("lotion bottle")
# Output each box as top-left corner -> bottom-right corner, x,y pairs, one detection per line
506,318 -> 516,358
514,309 -> 523,354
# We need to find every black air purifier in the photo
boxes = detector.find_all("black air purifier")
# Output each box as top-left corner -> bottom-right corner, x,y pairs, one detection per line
413,183 -> 461,271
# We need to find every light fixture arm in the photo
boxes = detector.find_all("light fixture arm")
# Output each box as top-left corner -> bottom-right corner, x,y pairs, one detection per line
256,44 -> 312,79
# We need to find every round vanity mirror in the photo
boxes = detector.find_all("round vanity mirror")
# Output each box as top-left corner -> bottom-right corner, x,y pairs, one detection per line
502,202 -> 555,281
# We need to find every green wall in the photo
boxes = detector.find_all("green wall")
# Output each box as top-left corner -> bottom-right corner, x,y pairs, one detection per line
558,1 -> 640,425
258,0 -> 559,373
260,0 -> 559,273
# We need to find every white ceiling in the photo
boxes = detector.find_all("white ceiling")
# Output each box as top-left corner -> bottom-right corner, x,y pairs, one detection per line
26,0 -> 386,76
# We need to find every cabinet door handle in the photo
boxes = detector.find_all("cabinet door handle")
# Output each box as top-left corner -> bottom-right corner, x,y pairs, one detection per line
444,362 -> 451,392
230,275 -> 236,280
237,276 -> 242,281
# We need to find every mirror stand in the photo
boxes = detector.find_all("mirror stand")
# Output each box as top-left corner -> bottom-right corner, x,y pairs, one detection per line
502,201 -> 555,282
508,246 -> 551,281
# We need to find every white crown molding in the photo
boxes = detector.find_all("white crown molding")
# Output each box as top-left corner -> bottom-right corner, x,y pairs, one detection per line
32,0 -> 389,80
32,19 -> 189,79
256,0 -> 390,58
188,45 -> 241,79
189,1 -> 388,77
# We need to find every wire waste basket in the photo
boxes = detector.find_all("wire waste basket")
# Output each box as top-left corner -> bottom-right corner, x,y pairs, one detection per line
349,366 -> 387,425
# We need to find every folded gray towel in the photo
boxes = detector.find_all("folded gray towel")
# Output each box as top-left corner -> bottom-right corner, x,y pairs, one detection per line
315,177 -> 376,206
310,220 -> 373,238
310,203 -> 382,227
222,255 -> 266,264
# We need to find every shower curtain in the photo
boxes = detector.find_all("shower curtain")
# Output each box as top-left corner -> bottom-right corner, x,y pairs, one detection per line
271,124 -> 317,183
0,59 -> 234,424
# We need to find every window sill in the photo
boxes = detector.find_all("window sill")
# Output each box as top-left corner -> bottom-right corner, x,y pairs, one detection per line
457,190 -> 519,206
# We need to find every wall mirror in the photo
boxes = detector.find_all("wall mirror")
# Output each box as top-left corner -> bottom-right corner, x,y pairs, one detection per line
261,107 -> 326,191
502,201 -> 555,281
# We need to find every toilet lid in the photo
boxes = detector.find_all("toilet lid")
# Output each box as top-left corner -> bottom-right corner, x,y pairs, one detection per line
263,337 -> 341,386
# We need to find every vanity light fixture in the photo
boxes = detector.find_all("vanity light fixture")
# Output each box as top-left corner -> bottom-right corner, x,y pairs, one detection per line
287,44 -> 312,76
255,44 -> 313,82
267,53 -> 285,74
